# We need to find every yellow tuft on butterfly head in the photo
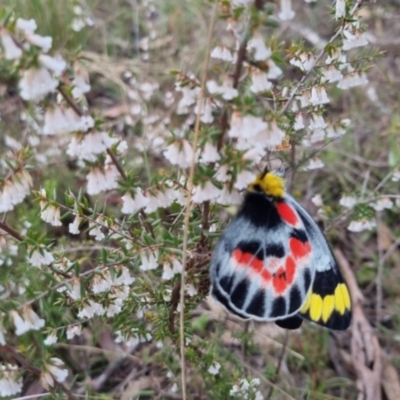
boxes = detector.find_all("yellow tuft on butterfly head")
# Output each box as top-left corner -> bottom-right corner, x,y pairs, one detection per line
248,171 -> 286,199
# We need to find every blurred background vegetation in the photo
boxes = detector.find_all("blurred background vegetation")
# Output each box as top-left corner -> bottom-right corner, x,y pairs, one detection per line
1,0 -> 400,399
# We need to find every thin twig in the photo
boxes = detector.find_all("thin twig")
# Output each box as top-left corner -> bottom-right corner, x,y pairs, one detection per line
279,0 -> 364,116
265,331 -> 289,400
179,4 -> 219,398
376,212 -> 384,325
58,86 -> 83,117
106,148 -> 127,180
217,30 -> 250,151
3,345 -> 79,400
0,221 -> 24,241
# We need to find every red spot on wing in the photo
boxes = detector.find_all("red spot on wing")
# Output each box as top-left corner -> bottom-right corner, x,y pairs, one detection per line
285,256 -> 296,284
231,249 -> 272,283
261,269 -> 271,282
276,202 -> 299,226
233,249 -> 253,266
233,249 -> 261,272
289,238 -> 311,259
273,267 -> 288,294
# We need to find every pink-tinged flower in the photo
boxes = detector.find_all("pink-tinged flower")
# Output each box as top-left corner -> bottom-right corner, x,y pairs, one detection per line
238,120 -> 285,153
343,24 -> 368,51
265,59 -> 282,79
192,181 -> 221,203
15,18 -> 37,34
66,325 -> 82,340
310,129 -> 325,144
290,52 -> 315,72
145,188 -> 177,211
326,123 -> 346,138
392,171 -> 400,182
311,194 -> 323,207
72,73 -> 91,98
249,68 -> 273,93
69,214 -> 82,235
247,32 -> 272,61
121,193 -> 135,214
162,257 -> 183,280
211,46 -> 234,62
372,197 -> 393,212
279,0 -> 295,21
335,0 -> 346,19
206,79 -> 238,100
299,90 -> 311,108
293,113 -> 305,130
144,192 -> 163,213
11,307 -> 45,336
44,106 -> 94,136
348,219 -> 376,232
44,333 -> 58,346
309,86 -> 329,106
29,249 -> 54,267
240,145 -> 266,163
40,358 -> 68,389
139,250 -> 158,271
339,195 -> 357,208
43,106 -> 73,135
234,170 -> 256,190
86,165 -> 118,195
263,121 -> 285,148
65,278 -> 82,300
0,28 -> 22,60
40,204 -> 62,226
186,283 -> 197,297
176,85 -> 200,110
325,49 -> 347,66
0,364 -> 23,397
216,184 -> 242,205
214,165 -> 229,182
0,170 -> 32,213
200,142 -> 220,163
228,112 -> 268,139
88,219 -> 105,241
114,266 -> 135,286
38,54 -> 66,76
303,158 -> 325,171
121,189 -> 149,214
163,139 -> 194,168
309,114 -> 327,130
92,272 -> 113,293
19,67 -> 58,101
24,32 -> 52,52
196,98 -> 214,124
77,300 -> 105,319
322,65 -> 343,83
67,130 -> 114,159
70,62 -> 90,98
10,311 -> 31,336
208,361 -> 221,376
337,70 -> 368,90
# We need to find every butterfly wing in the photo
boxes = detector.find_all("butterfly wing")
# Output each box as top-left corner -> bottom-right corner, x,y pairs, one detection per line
286,195 -> 352,330
210,191 -> 314,323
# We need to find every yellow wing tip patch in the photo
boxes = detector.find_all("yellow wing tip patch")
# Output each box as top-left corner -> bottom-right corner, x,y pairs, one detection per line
322,295 -> 335,323
248,171 -> 286,198
334,283 -> 351,315
309,293 -> 323,322
301,283 -> 351,325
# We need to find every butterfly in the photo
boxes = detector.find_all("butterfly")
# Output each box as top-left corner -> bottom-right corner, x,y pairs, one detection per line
210,170 -> 351,330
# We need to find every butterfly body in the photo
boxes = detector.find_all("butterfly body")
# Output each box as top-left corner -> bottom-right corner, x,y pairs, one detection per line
210,171 -> 351,330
